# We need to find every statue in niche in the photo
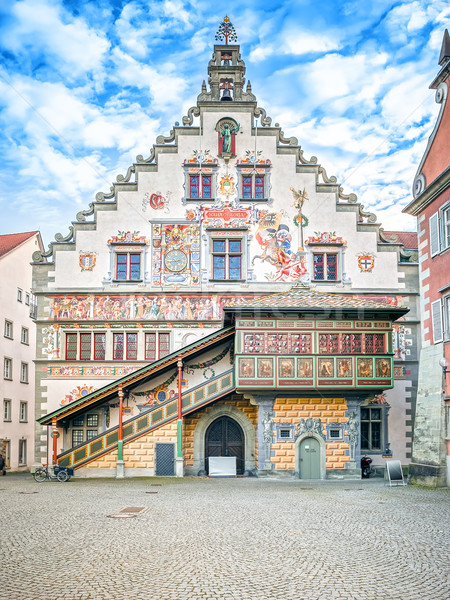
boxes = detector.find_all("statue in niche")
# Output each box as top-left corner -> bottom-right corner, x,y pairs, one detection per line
347,411 -> 359,462
218,121 -> 240,154
262,411 -> 274,469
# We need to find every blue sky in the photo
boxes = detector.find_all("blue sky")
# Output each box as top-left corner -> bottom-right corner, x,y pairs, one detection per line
0,1 -> 448,248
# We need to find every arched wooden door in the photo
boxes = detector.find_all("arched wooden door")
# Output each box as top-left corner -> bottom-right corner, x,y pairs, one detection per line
205,416 -> 245,475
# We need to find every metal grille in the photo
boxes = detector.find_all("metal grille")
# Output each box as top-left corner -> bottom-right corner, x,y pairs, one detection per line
80,333 -> 91,360
155,443 -> 175,476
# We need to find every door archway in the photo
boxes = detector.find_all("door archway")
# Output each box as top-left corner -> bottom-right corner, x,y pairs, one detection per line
299,436 -> 321,479
205,416 -> 245,475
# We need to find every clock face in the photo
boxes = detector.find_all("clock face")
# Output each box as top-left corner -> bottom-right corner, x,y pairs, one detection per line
165,249 -> 188,272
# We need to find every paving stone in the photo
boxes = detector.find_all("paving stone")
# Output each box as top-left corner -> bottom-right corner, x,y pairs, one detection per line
0,475 -> 448,599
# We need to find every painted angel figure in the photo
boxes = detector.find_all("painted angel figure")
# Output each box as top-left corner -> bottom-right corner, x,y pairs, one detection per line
220,122 -> 240,154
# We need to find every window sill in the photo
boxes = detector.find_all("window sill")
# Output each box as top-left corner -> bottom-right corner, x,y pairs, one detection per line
238,197 -> 268,202
209,279 -> 246,283
185,198 -> 216,202
4,377 -> 12,381
112,280 -> 143,284
20,381 -> 29,385
311,279 -> 341,283
3,419 -> 11,423
19,420 -> 28,424
4,336 -> 13,340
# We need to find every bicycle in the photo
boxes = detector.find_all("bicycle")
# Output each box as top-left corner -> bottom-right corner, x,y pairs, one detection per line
33,465 -> 72,483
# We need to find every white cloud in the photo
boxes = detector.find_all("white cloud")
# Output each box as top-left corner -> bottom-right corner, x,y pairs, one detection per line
2,0 -> 109,80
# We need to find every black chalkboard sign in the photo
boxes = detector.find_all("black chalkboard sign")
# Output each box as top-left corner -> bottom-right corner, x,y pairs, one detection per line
386,460 -> 406,486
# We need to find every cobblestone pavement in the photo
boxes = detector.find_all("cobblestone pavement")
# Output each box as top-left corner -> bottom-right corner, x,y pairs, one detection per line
0,474 -> 449,600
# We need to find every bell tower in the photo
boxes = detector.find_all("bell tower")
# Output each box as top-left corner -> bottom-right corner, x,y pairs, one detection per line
197,16 -> 256,103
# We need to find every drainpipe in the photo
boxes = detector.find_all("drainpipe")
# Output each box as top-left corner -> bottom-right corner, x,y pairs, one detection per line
52,418 -> 58,466
175,357 -> 184,477
116,385 -> 125,478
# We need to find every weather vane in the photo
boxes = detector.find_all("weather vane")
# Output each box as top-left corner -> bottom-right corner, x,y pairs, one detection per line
215,16 -> 238,45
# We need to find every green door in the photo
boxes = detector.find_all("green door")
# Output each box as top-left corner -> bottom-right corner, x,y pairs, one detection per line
299,437 -> 320,479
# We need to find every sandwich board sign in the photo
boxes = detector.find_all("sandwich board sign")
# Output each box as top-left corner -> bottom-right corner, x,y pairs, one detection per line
386,460 -> 406,486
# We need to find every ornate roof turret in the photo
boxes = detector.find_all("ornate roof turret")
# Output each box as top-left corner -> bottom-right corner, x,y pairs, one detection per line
197,16 -> 256,103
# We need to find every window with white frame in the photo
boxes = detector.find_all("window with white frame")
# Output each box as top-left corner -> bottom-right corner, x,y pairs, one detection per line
19,402 -> 28,422
430,202 -> 450,256
4,358 -> 12,380
25,293 -> 30,305
20,362 -> 28,383
444,294 -> 450,341
431,299 -> 443,344
3,399 -> 11,421
4,320 -> 13,339
17,288 -> 22,302
21,327 -> 29,345
312,253 -> 339,281
211,238 -> 243,280
18,439 -> 27,465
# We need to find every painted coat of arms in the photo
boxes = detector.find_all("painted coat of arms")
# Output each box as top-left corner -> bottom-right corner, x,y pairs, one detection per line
79,252 -> 96,271
357,253 -> 375,272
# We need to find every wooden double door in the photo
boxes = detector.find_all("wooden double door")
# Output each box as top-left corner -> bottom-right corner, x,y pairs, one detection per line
205,416 -> 245,475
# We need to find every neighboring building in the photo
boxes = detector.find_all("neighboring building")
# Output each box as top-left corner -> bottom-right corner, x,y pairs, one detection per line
0,231 -> 43,471
404,29 -> 450,486
33,18 -> 419,478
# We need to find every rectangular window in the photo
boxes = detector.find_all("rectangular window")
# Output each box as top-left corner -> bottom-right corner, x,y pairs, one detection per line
444,295 -> 450,341
145,332 -> 171,361
361,407 -> 383,451
431,299 -> 443,344
313,253 -> 338,281
126,333 -> 138,360
94,333 -> 106,360
4,358 -> 12,380
20,362 -> 28,383
72,416 -> 84,427
17,288 -> 22,302
86,414 -> 98,427
25,293 -> 30,306
79,333 -> 91,361
66,333 -> 78,360
189,175 -> 212,199
3,399 -> 11,421
20,402 -> 28,422
241,175 -> 265,199
86,429 -> 98,441
116,253 -> 141,281
4,320 -> 13,339
113,333 -> 124,360
72,430 -> 84,447
212,239 -> 242,280
21,327 -> 29,345
443,206 -> 450,250
18,439 -> 27,465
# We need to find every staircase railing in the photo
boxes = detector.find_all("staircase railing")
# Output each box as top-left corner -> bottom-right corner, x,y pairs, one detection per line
57,368 -> 235,469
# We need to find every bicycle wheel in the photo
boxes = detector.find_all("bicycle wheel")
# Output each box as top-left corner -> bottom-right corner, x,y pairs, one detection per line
33,468 -> 47,482
57,470 -> 69,482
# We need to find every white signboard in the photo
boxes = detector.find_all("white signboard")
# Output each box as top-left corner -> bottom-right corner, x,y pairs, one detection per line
209,456 -> 237,477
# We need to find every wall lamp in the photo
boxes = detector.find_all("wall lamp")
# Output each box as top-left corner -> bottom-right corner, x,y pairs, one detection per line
439,357 -> 449,379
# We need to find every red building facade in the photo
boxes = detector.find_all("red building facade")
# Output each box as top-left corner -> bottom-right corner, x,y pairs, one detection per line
404,30 -> 450,486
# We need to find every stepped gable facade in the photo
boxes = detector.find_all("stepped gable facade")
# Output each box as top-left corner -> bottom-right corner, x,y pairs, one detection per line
404,29 -> 450,486
32,18 -> 419,478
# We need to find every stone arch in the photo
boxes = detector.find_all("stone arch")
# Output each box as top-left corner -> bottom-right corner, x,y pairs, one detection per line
295,433 -> 327,480
191,403 -> 256,476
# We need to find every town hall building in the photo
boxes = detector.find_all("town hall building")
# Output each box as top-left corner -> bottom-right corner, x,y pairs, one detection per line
32,18 -> 419,479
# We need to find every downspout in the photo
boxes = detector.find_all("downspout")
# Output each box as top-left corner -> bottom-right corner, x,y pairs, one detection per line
116,385 -> 125,478
175,357 -> 184,477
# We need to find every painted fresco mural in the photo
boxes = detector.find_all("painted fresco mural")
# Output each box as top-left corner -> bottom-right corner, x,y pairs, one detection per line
48,293 -> 405,322
49,294 -> 250,321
